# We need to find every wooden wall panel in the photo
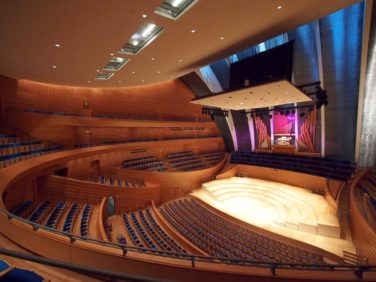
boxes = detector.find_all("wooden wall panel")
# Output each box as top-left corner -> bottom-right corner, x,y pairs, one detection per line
0,75 -> 210,122
37,175 -> 162,212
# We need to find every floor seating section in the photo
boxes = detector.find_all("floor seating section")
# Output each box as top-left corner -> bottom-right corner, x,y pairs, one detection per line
95,175 -> 145,188
121,151 -> 225,173
230,151 -> 356,181
12,200 -> 33,218
0,131 -> 64,169
160,198 -> 324,264
122,209 -> 186,254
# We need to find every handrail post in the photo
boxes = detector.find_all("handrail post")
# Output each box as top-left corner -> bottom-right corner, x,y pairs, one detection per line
191,256 -> 196,268
270,263 -> 277,276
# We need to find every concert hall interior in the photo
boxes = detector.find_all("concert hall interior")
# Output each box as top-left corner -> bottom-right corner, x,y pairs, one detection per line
1,0 -> 376,281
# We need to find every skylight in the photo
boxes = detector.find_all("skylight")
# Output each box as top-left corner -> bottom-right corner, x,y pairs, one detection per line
95,71 -> 114,80
155,0 -> 198,20
103,57 -> 129,71
119,23 -> 164,55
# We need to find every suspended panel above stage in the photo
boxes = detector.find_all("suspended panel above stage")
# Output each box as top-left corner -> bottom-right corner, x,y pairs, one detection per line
191,80 -> 312,110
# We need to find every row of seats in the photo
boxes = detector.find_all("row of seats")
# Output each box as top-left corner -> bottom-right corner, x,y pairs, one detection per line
122,214 -> 145,249
0,146 -> 64,168
63,203 -> 80,233
46,201 -> 66,229
0,133 -> 18,144
95,175 -> 145,188
137,210 -> 186,254
12,200 -> 33,218
160,198 -> 324,264
231,151 -> 355,181
28,200 -> 52,223
80,204 -> 92,237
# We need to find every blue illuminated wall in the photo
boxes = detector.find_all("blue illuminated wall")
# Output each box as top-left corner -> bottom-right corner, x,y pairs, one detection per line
320,2 -> 364,160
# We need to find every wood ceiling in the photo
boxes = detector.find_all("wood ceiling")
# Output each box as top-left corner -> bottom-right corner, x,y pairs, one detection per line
0,0 -> 358,88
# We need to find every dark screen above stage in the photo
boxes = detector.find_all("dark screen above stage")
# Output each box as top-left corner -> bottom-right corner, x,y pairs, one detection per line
230,41 -> 294,90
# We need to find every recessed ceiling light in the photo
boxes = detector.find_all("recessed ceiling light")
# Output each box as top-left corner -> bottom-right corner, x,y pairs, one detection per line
132,71 -> 136,74
142,14 -> 148,18
277,5 -> 283,10
52,65 -> 57,69
54,43 -> 61,47
151,57 -> 155,61
118,80 -> 122,83
157,71 -> 161,74
142,79 -> 145,82
191,29 -> 196,33
220,36 -> 224,40
110,53 -> 114,56
96,69 -> 100,72
240,102 -> 244,105
87,80 -> 91,83
178,59 -> 183,62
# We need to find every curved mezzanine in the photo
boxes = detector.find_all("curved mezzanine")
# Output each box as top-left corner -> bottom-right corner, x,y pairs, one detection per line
0,143 -> 376,281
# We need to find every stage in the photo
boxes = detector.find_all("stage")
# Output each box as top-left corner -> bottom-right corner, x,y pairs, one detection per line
191,177 -> 355,257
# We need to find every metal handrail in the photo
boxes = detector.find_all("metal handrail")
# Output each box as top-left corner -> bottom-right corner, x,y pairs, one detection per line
1,208 -> 376,278
0,247 -> 170,282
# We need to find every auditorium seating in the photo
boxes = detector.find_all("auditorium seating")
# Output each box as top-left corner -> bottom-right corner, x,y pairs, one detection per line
160,198 -> 324,264
122,156 -> 167,172
12,200 -> 33,218
121,150 -> 224,172
95,175 -> 145,188
121,209 -> 186,254
63,203 -> 80,233
0,259 -> 45,281
231,151 -> 355,181
45,201 -> 66,229
0,266 -> 45,282
80,204 -> 92,237
0,129 -> 64,169
28,200 -> 53,224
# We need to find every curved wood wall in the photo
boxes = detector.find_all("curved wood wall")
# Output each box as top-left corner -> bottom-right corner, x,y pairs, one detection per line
349,169 -> 376,264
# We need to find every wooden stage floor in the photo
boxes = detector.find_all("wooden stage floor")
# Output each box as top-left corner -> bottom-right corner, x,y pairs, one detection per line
191,176 -> 355,257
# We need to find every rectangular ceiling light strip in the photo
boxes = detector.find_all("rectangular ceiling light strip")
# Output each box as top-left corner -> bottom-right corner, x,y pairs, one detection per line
155,0 -> 198,20
95,71 -> 115,80
103,57 -> 129,71
119,23 -> 164,55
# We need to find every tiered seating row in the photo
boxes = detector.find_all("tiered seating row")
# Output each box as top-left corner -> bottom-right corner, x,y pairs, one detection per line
28,200 -> 52,223
122,214 -> 145,249
63,203 -> 80,233
231,151 -> 355,181
46,201 -> 66,229
80,204 -> 92,237
160,198 -> 324,264
12,200 -> 33,218
122,156 -> 167,172
95,175 -> 145,188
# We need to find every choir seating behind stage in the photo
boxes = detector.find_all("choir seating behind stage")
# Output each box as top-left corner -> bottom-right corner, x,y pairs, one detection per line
160,198 -> 325,264
231,151 -> 356,181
